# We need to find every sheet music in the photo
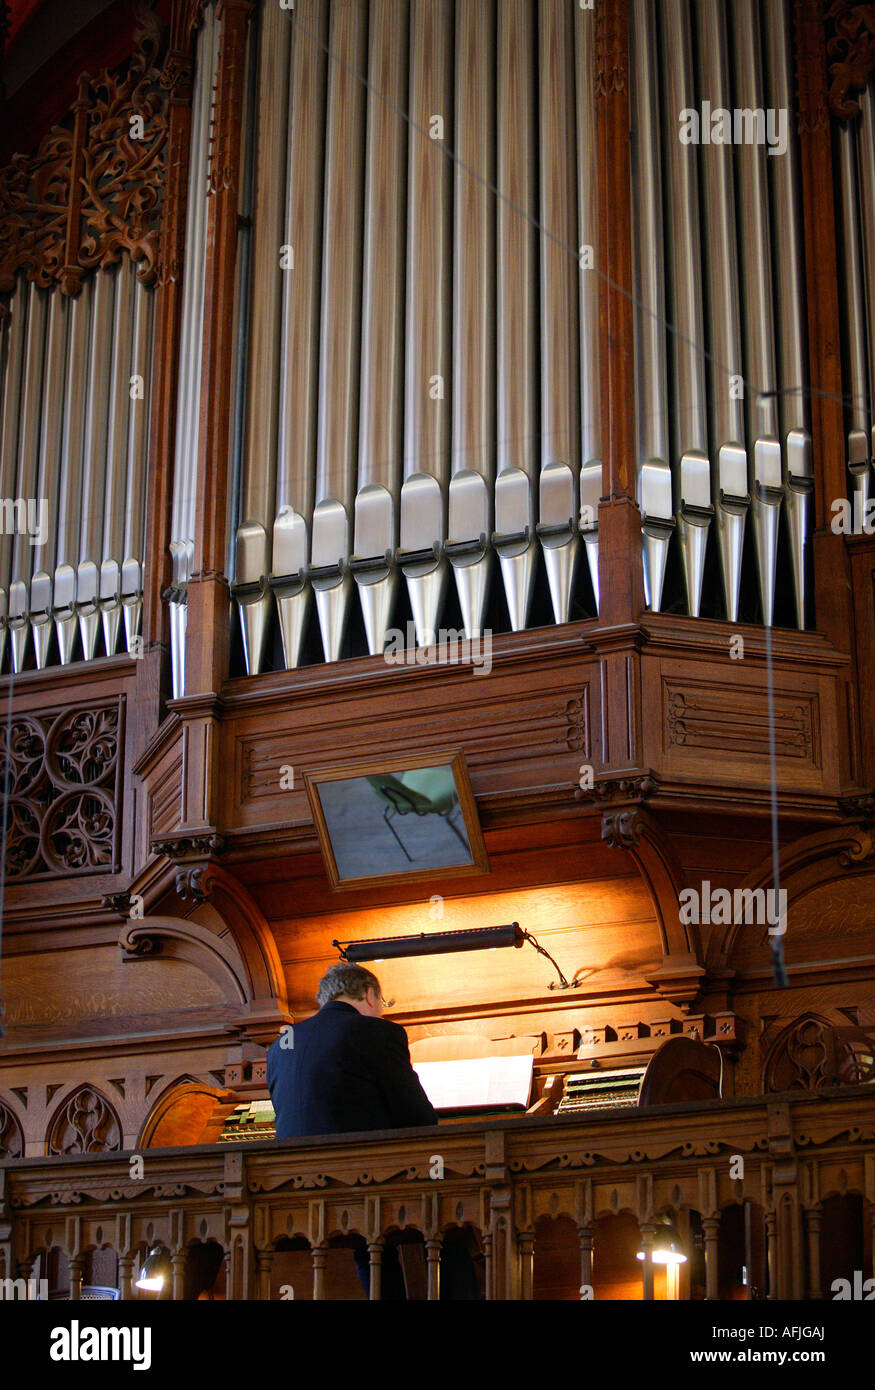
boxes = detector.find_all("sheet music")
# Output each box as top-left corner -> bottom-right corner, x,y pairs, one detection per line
412,1054 -> 534,1111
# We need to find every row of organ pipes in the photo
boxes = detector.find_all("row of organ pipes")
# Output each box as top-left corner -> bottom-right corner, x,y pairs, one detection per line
1,0 -> 874,682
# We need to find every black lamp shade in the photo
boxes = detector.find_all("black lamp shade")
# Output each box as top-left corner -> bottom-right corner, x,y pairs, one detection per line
336,924 -> 523,962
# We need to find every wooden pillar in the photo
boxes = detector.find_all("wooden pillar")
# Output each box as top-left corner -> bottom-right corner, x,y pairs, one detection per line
223,1248 -> 232,1301
638,1223 -> 654,1301
68,1256 -> 84,1301
518,1229 -> 534,1301
311,1246 -> 327,1302
765,1211 -> 777,1299
118,1254 -> 134,1301
702,1217 -> 720,1301
425,1238 -> 441,1302
579,1224 -> 594,1296
186,0 -> 253,697
794,0 -> 859,784
594,0 -> 646,630
804,1207 -> 823,1299
482,1230 -> 493,1302
256,1251 -> 272,1301
367,1243 -> 383,1302
171,1250 -> 186,1301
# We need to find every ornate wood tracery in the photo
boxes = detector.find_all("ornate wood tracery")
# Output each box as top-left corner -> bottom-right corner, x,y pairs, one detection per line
0,1100 -> 24,1159
0,0 -> 182,298
1,700 -> 122,879
47,1086 -> 121,1157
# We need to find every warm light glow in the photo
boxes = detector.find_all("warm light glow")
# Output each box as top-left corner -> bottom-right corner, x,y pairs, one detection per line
135,1274 -> 165,1291
636,1248 -> 687,1265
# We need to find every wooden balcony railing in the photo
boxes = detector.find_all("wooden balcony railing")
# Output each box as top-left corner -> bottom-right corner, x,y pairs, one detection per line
2,1088 -> 874,1301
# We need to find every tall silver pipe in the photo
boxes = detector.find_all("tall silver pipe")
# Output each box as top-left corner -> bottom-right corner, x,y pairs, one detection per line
837,119 -> 872,514
121,280 -> 154,654
8,280 -> 47,671
169,3 -> 221,697
55,281 -> 92,664
401,0 -> 453,648
354,0 -> 408,655
494,0 -> 539,632
235,0 -> 291,675
313,0 -> 367,662
764,0 -> 811,627
77,268 -> 115,660
732,0 -> 781,625
274,0 -> 328,670
859,80 -> 875,495
0,283 -> 26,670
449,0 -> 495,640
99,257 -> 135,659
538,0 -> 580,624
661,0 -> 712,618
695,0 -> 748,623
575,0 -> 601,612
31,291 -> 68,667
630,0 -> 673,612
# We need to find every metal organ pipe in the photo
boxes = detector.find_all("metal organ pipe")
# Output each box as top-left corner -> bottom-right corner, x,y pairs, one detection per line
274,0 -> 328,670
694,0 -> 748,623
122,279 -> 155,655
234,0 -> 290,676
731,0 -> 782,626
763,0 -> 811,627
660,0 -> 712,619
31,291 -> 68,668
575,0 -> 601,612
55,282 -> 92,665
538,0 -> 581,625
0,279 -> 27,669
9,281 -> 47,671
494,0 -> 539,632
169,2 -> 221,697
401,0 -> 454,650
313,0 -> 368,662
450,0 -> 495,641
100,258 -> 136,660
837,118 -> 872,514
78,269 -> 115,661
859,80 -> 875,498
354,0 -> 409,656
630,0 -> 674,613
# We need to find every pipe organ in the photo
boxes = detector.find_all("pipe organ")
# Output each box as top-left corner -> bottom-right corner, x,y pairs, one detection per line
2,0 -> 872,681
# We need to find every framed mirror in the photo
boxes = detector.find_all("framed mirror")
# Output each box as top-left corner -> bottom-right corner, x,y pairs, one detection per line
302,751 -> 488,890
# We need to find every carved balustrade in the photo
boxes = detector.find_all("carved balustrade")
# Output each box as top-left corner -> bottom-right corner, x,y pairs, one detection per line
2,1087 -> 874,1301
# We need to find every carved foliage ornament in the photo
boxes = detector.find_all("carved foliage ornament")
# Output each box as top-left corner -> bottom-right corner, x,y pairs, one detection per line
1,701 -> 121,879
764,1014 -> 875,1092
825,1 -> 875,118
0,0 -> 182,297
47,1086 -> 121,1157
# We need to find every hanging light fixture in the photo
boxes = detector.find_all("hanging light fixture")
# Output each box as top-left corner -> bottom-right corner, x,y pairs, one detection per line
636,1219 -> 688,1265
135,1245 -> 172,1294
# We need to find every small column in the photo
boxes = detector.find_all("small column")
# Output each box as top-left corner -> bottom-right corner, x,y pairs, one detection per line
765,1212 -> 777,1300
68,1256 -> 84,1301
804,1208 -> 823,1300
482,1231 -> 493,1302
118,1255 -> 134,1301
702,1217 -> 721,1300
579,1225 -> 594,1296
223,1249 -> 232,1301
312,1245 -> 327,1301
256,1251 -> 273,1302
368,1243 -> 383,1302
171,1250 -> 186,1301
518,1230 -> 534,1301
425,1238 -> 441,1301
638,1224 -> 655,1301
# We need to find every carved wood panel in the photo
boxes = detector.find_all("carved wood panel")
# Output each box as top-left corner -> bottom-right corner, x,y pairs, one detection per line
1,698 -> 123,879
47,1086 -> 122,1156
0,1099 -> 24,1159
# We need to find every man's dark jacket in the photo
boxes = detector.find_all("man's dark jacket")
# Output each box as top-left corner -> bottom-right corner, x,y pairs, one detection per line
267,1000 -> 438,1139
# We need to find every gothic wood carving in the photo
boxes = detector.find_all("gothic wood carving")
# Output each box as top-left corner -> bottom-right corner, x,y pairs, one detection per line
0,0 -> 185,297
764,1014 -> 875,1092
47,1086 -> 122,1156
2,699 -> 122,879
825,0 -> 875,117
